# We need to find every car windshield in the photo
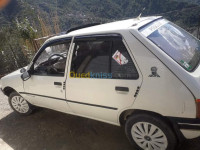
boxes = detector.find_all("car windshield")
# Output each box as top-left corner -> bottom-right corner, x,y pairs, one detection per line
140,19 -> 200,72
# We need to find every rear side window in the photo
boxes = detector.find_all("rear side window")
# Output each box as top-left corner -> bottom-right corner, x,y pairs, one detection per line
111,39 -> 139,79
70,35 -> 139,79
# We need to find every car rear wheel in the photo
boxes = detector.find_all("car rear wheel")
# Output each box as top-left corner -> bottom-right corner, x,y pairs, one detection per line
9,92 -> 34,115
125,113 -> 177,150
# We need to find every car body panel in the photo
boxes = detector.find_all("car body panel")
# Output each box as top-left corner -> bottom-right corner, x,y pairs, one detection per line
65,32 -> 143,124
126,31 -> 196,118
0,16 -> 200,139
1,68 -> 24,94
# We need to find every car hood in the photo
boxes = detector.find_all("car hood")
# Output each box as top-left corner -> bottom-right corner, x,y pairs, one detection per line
0,66 -> 28,92
1,66 -> 28,79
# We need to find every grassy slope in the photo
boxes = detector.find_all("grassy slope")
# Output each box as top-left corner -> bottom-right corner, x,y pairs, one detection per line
0,0 -> 199,33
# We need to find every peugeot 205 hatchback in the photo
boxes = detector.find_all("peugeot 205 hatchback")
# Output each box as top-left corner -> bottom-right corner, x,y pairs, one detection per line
1,16 -> 200,150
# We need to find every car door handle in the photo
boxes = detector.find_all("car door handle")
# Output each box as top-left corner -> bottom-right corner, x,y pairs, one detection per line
54,82 -> 62,86
115,86 -> 129,92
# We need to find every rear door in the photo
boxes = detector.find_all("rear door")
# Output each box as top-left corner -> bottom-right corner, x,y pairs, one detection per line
66,34 -> 142,124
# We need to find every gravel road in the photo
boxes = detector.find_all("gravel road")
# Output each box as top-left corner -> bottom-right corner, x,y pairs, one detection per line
0,91 -> 199,150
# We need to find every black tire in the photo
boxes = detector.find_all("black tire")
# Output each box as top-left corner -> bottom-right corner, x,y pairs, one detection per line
8,92 -> 34,116
125,113 -> 177,150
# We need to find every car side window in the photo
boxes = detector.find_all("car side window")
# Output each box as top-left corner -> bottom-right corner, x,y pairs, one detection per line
111,39 -> 139,79
70,35 -> 139,79
34,40 -> 71,76
71,38 -> 112,78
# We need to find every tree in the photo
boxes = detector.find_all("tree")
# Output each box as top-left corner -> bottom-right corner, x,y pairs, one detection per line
16,18 -> 38,54
0,27 -> 28,75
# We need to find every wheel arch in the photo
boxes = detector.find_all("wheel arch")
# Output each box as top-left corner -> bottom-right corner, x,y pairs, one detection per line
119,109 -> 185,144
119,109 -> 167,125
2,86 -> 17,97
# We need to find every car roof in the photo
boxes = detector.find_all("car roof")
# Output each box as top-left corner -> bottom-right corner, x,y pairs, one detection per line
47,16 -> 162,42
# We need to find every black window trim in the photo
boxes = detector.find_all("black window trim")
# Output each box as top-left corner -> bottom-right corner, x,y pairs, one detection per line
70,33 -> 139,80
74,33 -> 122,41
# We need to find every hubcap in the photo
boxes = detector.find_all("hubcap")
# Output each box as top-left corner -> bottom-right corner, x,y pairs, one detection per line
11,96 -> 29,113
131,122 -> 168,150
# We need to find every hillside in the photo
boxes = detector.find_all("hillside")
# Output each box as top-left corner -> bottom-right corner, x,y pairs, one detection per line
0,0 -> 200,75
1,0 -> 200,32
175,0 -> 200,5
26,0 -> 200,31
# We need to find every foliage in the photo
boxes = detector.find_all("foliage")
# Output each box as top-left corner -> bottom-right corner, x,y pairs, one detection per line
175,0 -> 200,5
16,18 -> 38,57
0,27 -> 28,74
0,0 -> 200,75
16,18 -> 37,41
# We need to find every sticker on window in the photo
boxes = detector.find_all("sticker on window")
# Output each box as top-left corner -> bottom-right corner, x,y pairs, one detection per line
180,60 -> 192,71
140,19 -> 168,37
112,50 -> 128,65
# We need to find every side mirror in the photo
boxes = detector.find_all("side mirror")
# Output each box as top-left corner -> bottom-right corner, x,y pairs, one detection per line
21,71 -> 31,81
20,68 -> 26,73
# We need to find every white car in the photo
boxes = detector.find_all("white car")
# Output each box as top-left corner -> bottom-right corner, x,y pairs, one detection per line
1,16 -> 200,150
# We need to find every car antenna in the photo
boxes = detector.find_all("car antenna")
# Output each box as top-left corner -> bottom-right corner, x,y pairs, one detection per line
137,7 -> 145,20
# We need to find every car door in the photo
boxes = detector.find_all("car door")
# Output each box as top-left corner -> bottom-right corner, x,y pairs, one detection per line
22,38 -> 72,113
65,34 -> 142,124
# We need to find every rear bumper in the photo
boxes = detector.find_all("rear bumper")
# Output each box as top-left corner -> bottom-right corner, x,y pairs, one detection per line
168,117 -> 200,139
169,117 -> 200,130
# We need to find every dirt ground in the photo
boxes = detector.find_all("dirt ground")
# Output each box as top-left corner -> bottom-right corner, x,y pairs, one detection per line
0,91 -> 200,150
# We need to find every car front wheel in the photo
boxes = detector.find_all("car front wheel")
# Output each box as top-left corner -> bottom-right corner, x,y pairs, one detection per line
125,113 -> 177,150
9,92 -> 34,115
